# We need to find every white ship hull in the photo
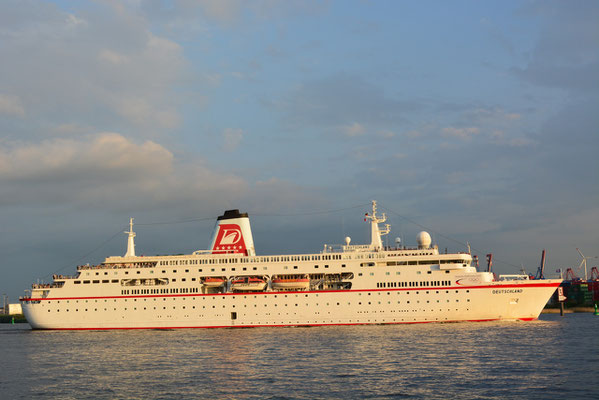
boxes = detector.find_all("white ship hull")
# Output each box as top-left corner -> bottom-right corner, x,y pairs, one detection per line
21,203 -> 561,330
21,270 -> 560,330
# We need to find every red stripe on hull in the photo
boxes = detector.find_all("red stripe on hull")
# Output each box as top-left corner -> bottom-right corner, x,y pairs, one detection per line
20,281 -> 560,303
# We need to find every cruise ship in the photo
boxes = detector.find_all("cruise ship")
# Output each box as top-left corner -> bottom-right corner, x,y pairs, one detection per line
20,201 -> 561,330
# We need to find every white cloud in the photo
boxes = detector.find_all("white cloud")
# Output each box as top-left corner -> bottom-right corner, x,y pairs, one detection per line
0,133 -> 173,182
1,2 -> 187,138
98,49 -> 130,65
341,122 -> 366,137
222,128 -> 244,151
0,132 -> 257,212
376,129 -> 395,139
441,126 -> 480,140
0,94 -> 25,117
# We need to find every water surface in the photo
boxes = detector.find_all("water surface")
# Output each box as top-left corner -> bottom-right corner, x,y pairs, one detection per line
1,314 -> 597,399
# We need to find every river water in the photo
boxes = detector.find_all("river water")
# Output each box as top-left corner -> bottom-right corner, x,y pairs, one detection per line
1,313 -> 597,399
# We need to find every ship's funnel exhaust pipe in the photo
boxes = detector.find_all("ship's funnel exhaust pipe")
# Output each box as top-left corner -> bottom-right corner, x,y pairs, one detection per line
208,210 -> 256,256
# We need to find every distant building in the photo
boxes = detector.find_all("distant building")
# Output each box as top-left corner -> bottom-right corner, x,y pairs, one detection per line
8,303 -> 22,315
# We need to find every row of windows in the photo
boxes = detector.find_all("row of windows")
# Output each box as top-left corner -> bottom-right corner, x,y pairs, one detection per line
386,260 -> 466,266
83,264 -> 352,279
121,287 -> 200,295
154,252 -> 390,267
155,254 -> 463,267
376,280 -> 452,288
51,290 -> 469,308
47,300 -> 470,314
50,289 -> 469,304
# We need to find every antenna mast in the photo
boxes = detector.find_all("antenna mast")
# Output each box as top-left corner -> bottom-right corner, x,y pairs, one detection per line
364,200 -> 390,250
124,218 -> 136,257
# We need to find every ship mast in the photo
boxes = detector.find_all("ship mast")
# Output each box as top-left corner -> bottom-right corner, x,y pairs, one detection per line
365,200 -> 390,250
124,218 -> 136,257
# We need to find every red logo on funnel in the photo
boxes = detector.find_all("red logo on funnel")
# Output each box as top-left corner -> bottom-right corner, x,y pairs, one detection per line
212,224 -> 247,255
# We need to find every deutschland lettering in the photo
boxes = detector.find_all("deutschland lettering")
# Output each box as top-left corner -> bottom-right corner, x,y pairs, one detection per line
492,289 -> 523,294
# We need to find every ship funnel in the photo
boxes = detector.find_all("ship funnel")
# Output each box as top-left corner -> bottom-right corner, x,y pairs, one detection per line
208,209 -> 256,256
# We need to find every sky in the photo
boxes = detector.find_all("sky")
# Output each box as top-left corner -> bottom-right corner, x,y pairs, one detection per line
1,0 -> 598,302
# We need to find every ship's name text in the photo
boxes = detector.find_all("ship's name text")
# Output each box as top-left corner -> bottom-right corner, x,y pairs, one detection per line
492,289 -> 523,294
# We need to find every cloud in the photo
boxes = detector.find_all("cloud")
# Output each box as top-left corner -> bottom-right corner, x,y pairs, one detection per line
0,1 -> 187,139
277,74 -> 421,131
341,122 -> 366,137
222,128 -> 244,151
98,49 -> 130,65
512,1 -> 599,93
0,132 -> 328,217
0,94 -> 25,117
441,126 -> 480,140
140,0 -> 328,27
0,133 -> 173,184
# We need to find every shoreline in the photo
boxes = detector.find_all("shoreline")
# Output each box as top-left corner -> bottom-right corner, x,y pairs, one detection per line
542,306 -> 595,314
0,314 -> 27,323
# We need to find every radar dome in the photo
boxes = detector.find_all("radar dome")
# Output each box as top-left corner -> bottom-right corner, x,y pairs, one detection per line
416,231 -> 432,249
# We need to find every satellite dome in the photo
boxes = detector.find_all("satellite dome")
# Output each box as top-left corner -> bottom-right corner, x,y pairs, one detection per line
416,231 -> 432,249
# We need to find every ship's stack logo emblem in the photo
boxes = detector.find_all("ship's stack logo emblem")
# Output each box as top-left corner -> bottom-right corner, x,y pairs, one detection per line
212,224 -> 247,254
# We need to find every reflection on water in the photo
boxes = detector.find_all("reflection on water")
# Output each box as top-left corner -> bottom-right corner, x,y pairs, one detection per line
1,314 -> 597,399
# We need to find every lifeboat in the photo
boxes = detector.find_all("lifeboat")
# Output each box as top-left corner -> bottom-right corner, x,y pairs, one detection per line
202,277 -> 226,287
271,275 -> 310,290
230,277 -> 267,292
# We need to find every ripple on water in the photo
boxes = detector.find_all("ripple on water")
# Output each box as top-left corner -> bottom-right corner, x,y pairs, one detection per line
1,314 -> 598,399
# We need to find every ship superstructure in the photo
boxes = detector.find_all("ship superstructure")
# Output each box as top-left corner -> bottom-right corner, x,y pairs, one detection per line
20,201 -> 561,330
